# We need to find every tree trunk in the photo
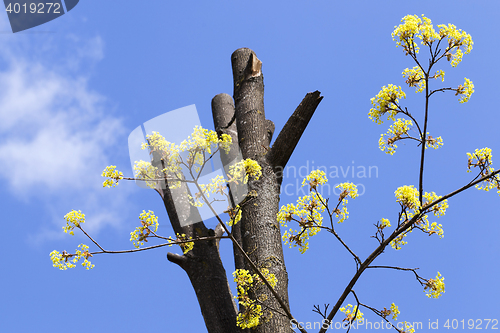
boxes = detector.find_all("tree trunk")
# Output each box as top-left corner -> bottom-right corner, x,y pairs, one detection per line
163,48 -> 323,333
229,48 -> 291,333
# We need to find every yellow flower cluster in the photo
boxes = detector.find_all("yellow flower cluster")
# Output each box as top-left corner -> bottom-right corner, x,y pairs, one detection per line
395,185 -> 421,211
424,272 -> 445,298
392,14 -> 428,54
390,232 -> 409,250
179,126 -> 232,156
467,147 -> 493,173
302,169 -> 328,190
279,172 -> 359,253
335,182 -> 358,223
369,84 -> 406,124
380,218 -> 391,229
133,160 -> 160,189
63,210 -> 85,235
391,186 -> 448,249
402,66 -> 425,93
228,158 -> 262,184
392,15 -> 473,68
142,131 -> 178,155
439,23 -> 473,67
227,205 -> 242,227
279,171 -> 328,253
371,15 -> 474,158
279,192 -> 326,254
232,268 -> 277,329
176,233 -> 194,254
467,148 -> 500,194
130,210 -> 159,248
50,244 -> 94,270
434,69 -> 445,82
378,118 -> 413,155
390,303 -> 400,320
135,127 -> 232,189
187,158 -> 261,210
425,133 -> 444,150
101,165 -> 123,187
339,304 -> 364,324
188,175 -> 227,208
423,192 -> 448,218
381,302 -> 400,321
456,78 -> 474,103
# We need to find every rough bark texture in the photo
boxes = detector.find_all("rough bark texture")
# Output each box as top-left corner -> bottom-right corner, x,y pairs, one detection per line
212,93 -> 246,272
268,91 -> 323,183
231,48 -> 291,333
161,176 -> 238,332
162,48 -> 322,333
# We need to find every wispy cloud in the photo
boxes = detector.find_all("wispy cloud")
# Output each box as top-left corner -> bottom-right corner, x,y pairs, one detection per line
0,21 -> 136,242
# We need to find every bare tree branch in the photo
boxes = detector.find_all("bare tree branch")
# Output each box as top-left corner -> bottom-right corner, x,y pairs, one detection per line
268,91 -> 323,181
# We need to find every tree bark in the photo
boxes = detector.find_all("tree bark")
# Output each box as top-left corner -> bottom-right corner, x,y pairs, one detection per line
231,48 -> 291,333
161,172 -> 238,332
161,48 -> 323,333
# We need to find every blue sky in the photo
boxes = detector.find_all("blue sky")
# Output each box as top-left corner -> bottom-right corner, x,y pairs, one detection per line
1,1 -> 499,332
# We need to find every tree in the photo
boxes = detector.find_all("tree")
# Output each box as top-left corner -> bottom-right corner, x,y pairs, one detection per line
50,15 -> 499,333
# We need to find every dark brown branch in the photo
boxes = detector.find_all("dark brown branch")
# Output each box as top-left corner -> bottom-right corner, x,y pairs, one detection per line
266,119 -> 275,144
166,252 -> 187,267
154,128 -> 238,333
268,91 -> 323,180
318,169 -> 500,333
231,48 -> 297,333
232,48 -> 268,158
212,93 -> 246,272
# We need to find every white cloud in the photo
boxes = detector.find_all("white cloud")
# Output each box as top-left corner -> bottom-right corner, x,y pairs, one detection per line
0,25 -> 138,242
0,58 -> 124,194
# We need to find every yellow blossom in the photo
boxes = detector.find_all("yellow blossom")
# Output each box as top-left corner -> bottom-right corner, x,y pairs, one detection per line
228,158 -> 262,184
395,185 -> 421,211
49,244 -> 94,270
177,233 -> 194,254
392,14 -> 424,54
227,205 -> 242,227
49,250 -> 76,270
390,231 -> 410,250
302,169 -> 328,190
423,192 -> 448,217
425,134 -> 444,150
63,210 -> 85,235
456,78 -> 474,103
424,272 -> 445,298
380,218 -> 391,229
233,268 -> 276,329
402,66 -> 425,93
278,192 -> 325,253
133,160 -> 160,189
467,148 -> 499,193
390,303 -> 400,320
438,23 -> 473,67
369,85 -> 406,124
379,118 -> 413,155
130,210 -> 159,248
101,165 -> 123,187
335,182 -> 358,223
339,304 -> 364,324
